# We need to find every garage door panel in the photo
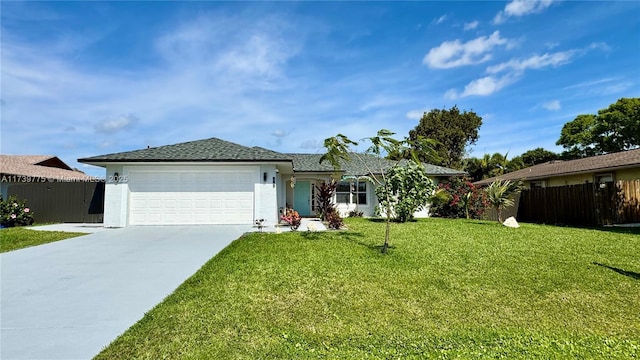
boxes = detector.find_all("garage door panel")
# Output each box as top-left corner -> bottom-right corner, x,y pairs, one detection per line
128,167 -> 256,225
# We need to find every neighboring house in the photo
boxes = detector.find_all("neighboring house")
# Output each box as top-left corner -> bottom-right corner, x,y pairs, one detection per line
1,155 -> 105,223
475,148 -> 640,188
0,155 -> 98,199
78,137 -> 464,227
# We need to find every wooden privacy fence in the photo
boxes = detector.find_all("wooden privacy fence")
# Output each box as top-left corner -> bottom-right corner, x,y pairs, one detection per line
7,181 -> 104,223
517,180 -> 640,226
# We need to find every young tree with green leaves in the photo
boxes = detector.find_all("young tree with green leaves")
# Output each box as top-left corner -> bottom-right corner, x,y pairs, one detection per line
375,162 -> 436,223
320,130 -> 435,254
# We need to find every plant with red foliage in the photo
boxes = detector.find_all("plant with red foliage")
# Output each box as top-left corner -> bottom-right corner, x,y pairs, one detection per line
324,208 -> 344,230
314,180 -> 338,221
430,177 -> 488,219
281,209 -> 301,230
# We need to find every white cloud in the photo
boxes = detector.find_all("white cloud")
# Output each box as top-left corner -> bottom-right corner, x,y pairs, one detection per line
494,0 -> 554,24
405,109 -> 426,120
272,129 -> 287,137
434,14 -> 447,24
542,100 -> 561,111
446,74 -> 517,99
486,51 -> 576,74
0,12 -> 308,173
155,14 -> 300,87
546,42 -> 560,50
487,43 -> 608,75
463,20 -> 479,31
423,31 -> 509,69
446,43 -> 611,99
444,89 -> 459,100
94,114 -> 139,134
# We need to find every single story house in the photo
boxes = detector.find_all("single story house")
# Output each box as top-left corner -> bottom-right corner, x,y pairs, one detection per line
475,148 -> 640,188
78,137 -> 464,227
1,155 -> 99,199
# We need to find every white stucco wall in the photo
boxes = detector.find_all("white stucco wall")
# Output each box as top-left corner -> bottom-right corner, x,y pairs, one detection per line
101,163 -> 280,227
103,165 -> 128,227
255,165 -> 279,225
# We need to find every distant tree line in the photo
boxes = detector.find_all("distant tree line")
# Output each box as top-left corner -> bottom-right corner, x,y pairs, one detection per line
402,98 -> 638,182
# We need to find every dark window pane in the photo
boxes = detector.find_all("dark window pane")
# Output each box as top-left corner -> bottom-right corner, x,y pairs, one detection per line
357,193 -> 367,205
336,182 -> 351,192
357,182 -> 366,192
336,193 -> 350,204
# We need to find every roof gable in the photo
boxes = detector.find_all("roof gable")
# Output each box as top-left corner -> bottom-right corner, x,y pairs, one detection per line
475,148 -> 640,185
78,137 -> 292,163
0,155 -> 96,181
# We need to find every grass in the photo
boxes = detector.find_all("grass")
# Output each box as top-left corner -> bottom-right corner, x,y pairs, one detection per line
0,227 -> 86,253
96,218 -> 639,359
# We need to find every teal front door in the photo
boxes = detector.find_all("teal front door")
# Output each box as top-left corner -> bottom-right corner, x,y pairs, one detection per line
293,181 -> 311,216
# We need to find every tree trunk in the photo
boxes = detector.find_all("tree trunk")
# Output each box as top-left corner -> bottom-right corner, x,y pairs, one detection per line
382,185 -> 392,254
382,211 -> 390,254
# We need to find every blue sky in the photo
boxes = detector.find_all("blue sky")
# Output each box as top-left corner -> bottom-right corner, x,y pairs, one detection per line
2,1 -> 639,177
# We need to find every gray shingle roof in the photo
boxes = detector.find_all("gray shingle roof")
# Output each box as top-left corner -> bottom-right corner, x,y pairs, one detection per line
475,148 -> 640,185
78,137 -> 466,177
78,138 -> 292,163
288,153 -> 465,177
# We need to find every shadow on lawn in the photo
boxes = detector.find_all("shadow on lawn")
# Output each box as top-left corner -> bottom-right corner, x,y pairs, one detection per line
343,231 -> 396,253
593,262 -> 640,281
303,229 -> 394,253
594,226 -> 640,236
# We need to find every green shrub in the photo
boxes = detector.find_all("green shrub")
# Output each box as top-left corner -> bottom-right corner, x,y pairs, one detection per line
1,196 -> 34,227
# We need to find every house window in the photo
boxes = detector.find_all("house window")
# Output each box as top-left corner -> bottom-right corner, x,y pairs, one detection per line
595,173 -> 613,184
336,181 -> 351,204
530,181 -> 545,189
355,181 -> 367,205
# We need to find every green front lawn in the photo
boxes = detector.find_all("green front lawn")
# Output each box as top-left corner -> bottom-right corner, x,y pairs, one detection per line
96,218 -> 639,359
0,227 -> 86,253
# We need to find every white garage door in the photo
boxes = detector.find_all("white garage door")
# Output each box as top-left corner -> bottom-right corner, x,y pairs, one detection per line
128,167 -> 257,225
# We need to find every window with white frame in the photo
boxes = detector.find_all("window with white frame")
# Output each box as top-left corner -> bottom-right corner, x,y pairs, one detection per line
355,181 -> 367,205
335,181 -> 368,205
336,181 -> 351,204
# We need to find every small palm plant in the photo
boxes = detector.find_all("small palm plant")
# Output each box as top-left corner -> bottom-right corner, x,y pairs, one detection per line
485,179 -> 523,223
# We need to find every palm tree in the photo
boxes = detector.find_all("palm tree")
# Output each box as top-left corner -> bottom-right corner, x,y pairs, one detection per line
485,179 -> 523,223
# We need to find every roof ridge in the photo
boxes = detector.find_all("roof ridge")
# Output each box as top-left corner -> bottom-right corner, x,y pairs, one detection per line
79,137 -> 292,163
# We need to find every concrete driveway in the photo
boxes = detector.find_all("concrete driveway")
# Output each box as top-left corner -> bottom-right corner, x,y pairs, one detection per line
1,225 -> 251,360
